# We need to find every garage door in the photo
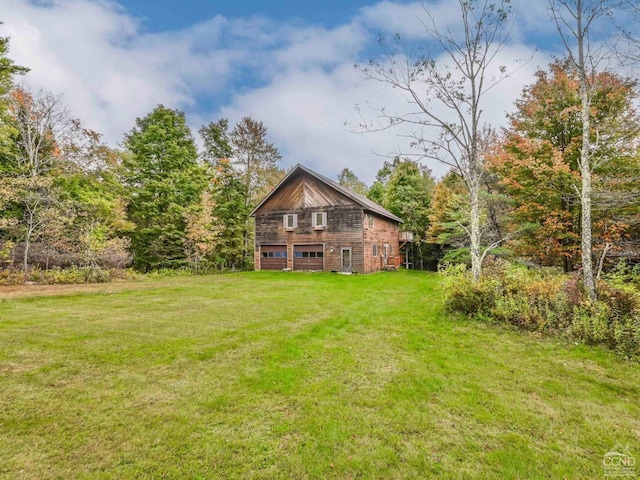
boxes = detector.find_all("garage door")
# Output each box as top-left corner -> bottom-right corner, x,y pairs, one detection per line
260,245 -> 287,270
294,244 -> 324,271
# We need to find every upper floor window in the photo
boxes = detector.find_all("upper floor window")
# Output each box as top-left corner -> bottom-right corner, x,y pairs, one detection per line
283,214 -> 298,230
312,211 -> 327,228
367,214 -> 374,227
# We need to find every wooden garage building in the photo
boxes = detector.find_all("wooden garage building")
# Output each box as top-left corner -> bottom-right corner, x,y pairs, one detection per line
250,164 -> 403,273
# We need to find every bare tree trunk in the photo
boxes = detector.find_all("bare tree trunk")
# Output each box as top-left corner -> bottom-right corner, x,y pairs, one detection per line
577,0 -> 597,300
580,146 -> 596,298
357,0 -> 516,283
22,210 -> 35,275
22,235 -> 30,274
551,0 -> 607,300
596,242 -> 612,280
242,224 -> 248,270
469,181 -> 482,282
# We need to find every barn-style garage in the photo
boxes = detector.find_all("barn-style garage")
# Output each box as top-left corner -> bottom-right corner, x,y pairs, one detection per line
251,164 -> 403,273
293,244 -> 324,271
260,245 -> 287,270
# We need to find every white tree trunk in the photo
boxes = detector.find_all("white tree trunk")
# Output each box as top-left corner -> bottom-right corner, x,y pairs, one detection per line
469,179 -> 482,282
576,0 -> 597,301
580,108 -> 596,299
23,210 -> 34,275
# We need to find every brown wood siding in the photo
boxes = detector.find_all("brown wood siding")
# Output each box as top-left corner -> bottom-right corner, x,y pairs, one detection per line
259,171 -> 355,211
254,205 -> 365,272
362,213 -> 401,273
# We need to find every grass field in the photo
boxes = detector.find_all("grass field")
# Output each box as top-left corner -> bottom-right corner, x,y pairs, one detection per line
1,270 -> 639,479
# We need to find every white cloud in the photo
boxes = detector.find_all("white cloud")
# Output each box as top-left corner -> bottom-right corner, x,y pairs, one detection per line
360,0 -> 461,38
2,0 -> 245,143
2,0 -> 557,184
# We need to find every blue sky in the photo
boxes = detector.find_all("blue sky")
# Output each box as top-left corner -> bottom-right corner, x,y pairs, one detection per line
121,0 -> 386,31
2,0 -> 615,182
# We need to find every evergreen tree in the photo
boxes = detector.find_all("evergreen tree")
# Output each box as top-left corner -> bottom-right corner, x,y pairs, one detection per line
0,25 -> 28,159
385,160 -> 437,269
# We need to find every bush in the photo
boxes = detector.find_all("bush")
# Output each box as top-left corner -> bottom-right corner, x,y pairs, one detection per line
37,266 -> 112,284
0,268 -> 27,286
570,301 -> 611,345
441,262 -> 640,360
440,263 -> 499,316
604,261 -> 640,288
0,267 -> 137,286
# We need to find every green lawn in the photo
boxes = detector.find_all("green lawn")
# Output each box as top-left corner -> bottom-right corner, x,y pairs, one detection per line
0,271 -> 638,479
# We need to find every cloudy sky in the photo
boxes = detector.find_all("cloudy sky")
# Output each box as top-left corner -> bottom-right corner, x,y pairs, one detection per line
1,0 -> 584,182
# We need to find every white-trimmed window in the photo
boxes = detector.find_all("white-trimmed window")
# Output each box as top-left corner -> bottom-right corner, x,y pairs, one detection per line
383,243 -> 389,259
367,214 -> 374,227
283,214 -> 298,230
372,243 -> 378,257
312,211 -> 327,228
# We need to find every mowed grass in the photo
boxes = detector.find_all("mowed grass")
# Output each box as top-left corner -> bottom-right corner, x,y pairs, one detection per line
0,271 -> 638,479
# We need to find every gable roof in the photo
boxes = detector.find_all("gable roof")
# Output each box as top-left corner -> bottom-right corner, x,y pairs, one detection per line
250,164 -> 403,223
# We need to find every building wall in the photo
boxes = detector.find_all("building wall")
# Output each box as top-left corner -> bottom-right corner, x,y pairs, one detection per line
362,213 -> 401,273
254,205 -> 365,272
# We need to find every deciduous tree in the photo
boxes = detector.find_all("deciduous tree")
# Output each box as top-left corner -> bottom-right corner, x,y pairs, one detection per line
549,0 -> 622,298
229,117 -> 284,268
359,0 -> 517,281
491,59 -> 640,273
122,105 -> 207,271
337,168 -> 368,196
4,87 -> 71,272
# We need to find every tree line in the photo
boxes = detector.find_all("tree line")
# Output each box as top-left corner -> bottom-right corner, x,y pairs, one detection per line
0,31 -> 285,277
359,0 -> 640,301
1,0 -> 640,286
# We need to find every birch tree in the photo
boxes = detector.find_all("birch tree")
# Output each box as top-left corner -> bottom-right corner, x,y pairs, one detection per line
8,87 -> 70,272
549,0 -> 622,299
358,0 -> 516,281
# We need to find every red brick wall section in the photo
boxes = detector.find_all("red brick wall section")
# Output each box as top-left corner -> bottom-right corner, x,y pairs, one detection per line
362,213 -> 401,273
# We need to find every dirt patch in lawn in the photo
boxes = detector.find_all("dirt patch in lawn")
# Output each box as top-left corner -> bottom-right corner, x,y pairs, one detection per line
0,281 -> 145,299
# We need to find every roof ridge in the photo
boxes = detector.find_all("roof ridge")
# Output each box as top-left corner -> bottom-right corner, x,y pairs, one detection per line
250,164 -> 403,224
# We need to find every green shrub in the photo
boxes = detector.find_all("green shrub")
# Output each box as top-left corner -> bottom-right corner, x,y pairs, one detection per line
611,313 -> 640,360
36,266 -> 112,284
598,282 -> 640,317
605,261 -> 640,288
440,262 -> 640,360
0,267 -> 136,286
439,263 -> 499,316
0,269 -> 26,286
570,301 -> 611,345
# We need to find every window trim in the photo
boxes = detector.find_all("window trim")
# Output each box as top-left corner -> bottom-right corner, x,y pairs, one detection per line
283,213 -> 298,230
312,211 -> 327,229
